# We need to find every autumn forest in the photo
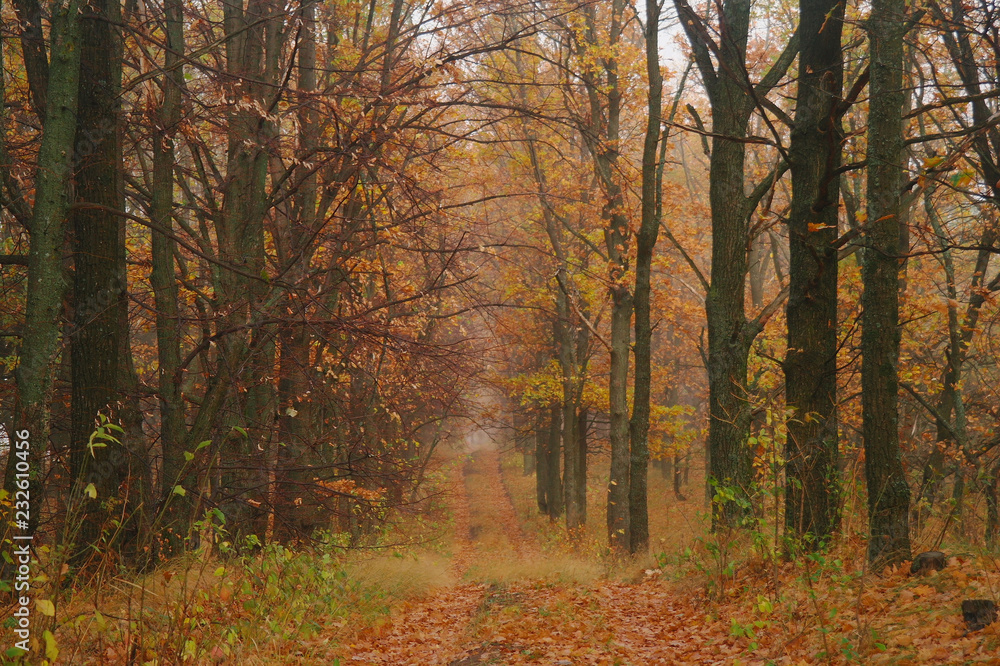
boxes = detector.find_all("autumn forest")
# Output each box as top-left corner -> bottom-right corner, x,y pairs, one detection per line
1,0 -> 1000,661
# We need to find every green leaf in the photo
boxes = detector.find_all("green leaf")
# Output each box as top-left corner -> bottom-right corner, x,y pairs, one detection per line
196,440 -> 212,451
173,485 -> 186,496
84,483 -> 97,499
184,451 -> 195,462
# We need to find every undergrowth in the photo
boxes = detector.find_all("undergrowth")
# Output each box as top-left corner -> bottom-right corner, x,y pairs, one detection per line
0,456 -> 465,665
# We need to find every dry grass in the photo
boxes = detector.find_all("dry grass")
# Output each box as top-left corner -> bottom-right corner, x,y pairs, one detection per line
347,552 -> 455,598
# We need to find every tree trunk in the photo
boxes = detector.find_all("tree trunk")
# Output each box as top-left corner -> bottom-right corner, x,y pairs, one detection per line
783,0 -> 845,543
535,410 -> 549,514
916,0 -> 1000,536
987,464 -> 1000,550
627,0 -> 664,555
216,0 -> 278,538
576,407 -> 588,524
546,403 -> 563,519
10,0 -> 49,116
862,0 -> 911,566
521,92 -> 583,531
748,234 -> 767,308
556,291 -> 582,530
574,0 -> 632,553
151,0 -> 188,545
276,0 -> 320,538
7,0 -> 83,535
523,450 -> 535,476
674,453 -> 685,500
69,0 -> 132,561
675,0 -> 796,529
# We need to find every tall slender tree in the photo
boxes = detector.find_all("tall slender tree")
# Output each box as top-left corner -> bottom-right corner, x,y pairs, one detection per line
150,0 -> 188,544
862,0 -> 912,566
6,0 -> 83,533
572,0 -> 633,552
627,0 -> 665,555
674,0 -> 797,527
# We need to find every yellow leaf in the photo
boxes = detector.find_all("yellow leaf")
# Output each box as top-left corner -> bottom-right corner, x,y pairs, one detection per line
84,483 -> 97,499
36,599 -> 55,617
43,630 -> 58,660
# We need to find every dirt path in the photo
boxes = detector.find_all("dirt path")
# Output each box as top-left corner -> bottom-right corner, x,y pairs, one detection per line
341,447 -> 722,665
344,446 -> 539,664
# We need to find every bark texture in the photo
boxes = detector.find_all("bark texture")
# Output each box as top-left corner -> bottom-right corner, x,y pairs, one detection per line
7,0 -> 83,533
862,0 -> 911,566
784,0 -> 845,541
69,0 -> 134,558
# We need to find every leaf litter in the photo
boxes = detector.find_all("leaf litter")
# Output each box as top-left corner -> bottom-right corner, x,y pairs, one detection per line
338,448 -> 1000,665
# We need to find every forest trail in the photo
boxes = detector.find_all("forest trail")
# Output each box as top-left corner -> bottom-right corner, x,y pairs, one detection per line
343,444 -> 540,664
340,444 -> 726,665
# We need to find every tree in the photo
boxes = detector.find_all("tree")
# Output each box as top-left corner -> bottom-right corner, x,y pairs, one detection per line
569,0 -> 634,553
149,0 -> 187,545
783,0 -> 846,542
68,0 -> 139,562
675,0 -> 797,528
862,0 -> 912,566
627,0 -> 665,554
5,0 -> 83,535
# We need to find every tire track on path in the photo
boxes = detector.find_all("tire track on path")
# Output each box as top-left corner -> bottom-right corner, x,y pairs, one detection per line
344,445 -> 531,664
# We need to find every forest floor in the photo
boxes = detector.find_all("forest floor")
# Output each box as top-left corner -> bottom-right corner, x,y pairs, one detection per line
342,445 -> 720,665
31,440 -> 1000,664
335,443 -> 1000,665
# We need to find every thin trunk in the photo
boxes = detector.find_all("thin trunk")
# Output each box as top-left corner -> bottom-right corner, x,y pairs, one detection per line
151,0 -> 187,543
556,290 -> 581,530
217,0 -> 277,538
674,453 -> 684,500
11,0 -> 48,116
578,0 -> 631,553
627,0 -> 664,554
576,407 -> 588,524
748,234 -> 766,308
862,0 -> 911,566
535,410 -> 549,514
987,464 -> 1000,550
520,74 -> 582,531
546,403 -> 562,519
277,0 -> 319,538
918,0 -> 1000,535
